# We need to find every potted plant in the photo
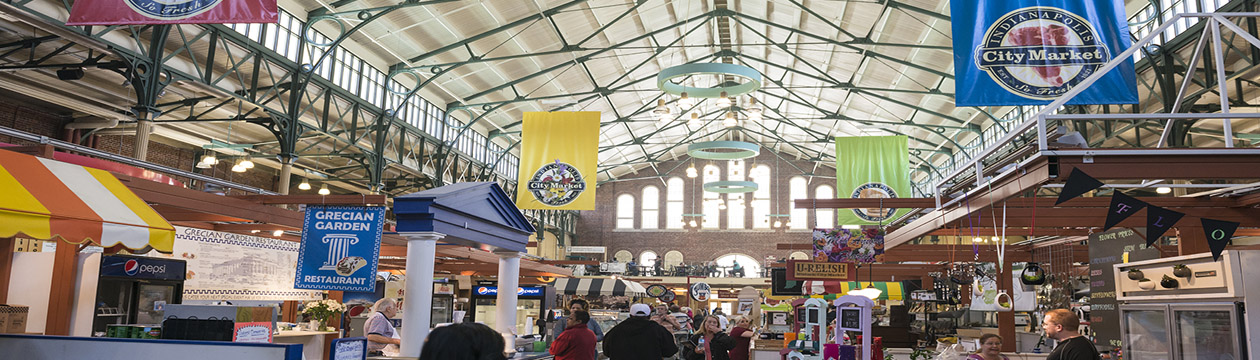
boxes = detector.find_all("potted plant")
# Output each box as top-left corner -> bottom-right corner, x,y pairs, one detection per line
1021,262 -> 1046,285
300,299 -> 345,331
1137,278 -> 1156,290
1127,269 -> 1144,280
1160,275 -> 1179,289
1173,264 -> 1192,278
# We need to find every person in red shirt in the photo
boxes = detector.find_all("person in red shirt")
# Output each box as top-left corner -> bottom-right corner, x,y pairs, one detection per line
550,310 -> 597,360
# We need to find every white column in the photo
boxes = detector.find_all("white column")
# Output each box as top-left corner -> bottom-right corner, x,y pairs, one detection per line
132,118 -> 153,161
495,251 -> 522,354
276,159 -> 293,195
400,232 -> 444,358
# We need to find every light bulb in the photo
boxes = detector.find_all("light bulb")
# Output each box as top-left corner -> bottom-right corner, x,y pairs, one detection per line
773,221 -> 782,228
972,237 -> 985,243
688,112 -> 701,127
723,113 -> 737,128
240,156 -> 255,169
1156,186 -> 1172,194
678,92 -> 693,108
654,99 -> 668,114
688,220 -> 697,227
200,153 -> 217,165
231,160 -> 246,173
318,184 -> 330,195
298,179 -> 312,190
686,165 -> 698,178
273,230 -> 284,236
719,202 -> 728,210
749,111 -> 763,121
717,91 -> 731,107
250,230 -> 259,234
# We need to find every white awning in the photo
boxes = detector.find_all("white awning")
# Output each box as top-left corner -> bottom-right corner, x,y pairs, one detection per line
555,277 -> 647,297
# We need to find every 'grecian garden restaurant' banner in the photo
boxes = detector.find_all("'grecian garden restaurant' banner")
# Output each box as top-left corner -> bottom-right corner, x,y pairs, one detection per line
951,0 -> 1138,106
294,205 -> 385,293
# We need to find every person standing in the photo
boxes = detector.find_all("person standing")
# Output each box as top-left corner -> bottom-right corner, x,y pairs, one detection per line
652,303 -> 684,332
552,299 -> 604,358
728,317 -> 756,360
1042,309 -> 1101,360
686,316 -> 736,360
603,304 -> 679,360
551,310 -> 597,360
712,308 -> 730,330
967,334 -> 1010,360
364,298 -> 401,356
670,305 -> 692,332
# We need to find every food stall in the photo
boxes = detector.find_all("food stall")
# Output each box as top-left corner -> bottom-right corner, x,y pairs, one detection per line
470,284 -> 554,336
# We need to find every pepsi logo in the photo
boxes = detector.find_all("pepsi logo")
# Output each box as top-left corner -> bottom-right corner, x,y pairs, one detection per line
124,259 -> 139,276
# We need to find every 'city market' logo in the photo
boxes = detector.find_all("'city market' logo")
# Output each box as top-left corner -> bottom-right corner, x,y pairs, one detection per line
126,0 -> 222,21
975,7 -> 1111,100
850,182 -> 898,222
526,160 -> 587,206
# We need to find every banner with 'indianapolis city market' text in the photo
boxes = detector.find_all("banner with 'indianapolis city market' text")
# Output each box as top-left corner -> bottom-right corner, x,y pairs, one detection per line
835,136 -> 909,226
951,0 -> 1137,106
67,0 -> 276,25
515,112 -> 599,210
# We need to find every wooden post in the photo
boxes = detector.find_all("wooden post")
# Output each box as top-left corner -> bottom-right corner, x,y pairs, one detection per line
323,291 -> 344,360
996,261 -> 1016,352
1177,226 -> 1210,256
45,242 -> 78,335
0,238 -> 12,303
280,301 -> 299,323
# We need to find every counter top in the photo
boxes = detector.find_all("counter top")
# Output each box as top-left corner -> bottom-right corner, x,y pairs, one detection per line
273,330 -> 340,338
367,352 -> 553,360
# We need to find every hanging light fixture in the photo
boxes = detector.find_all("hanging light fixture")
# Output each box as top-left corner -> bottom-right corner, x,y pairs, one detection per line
240,155 -> 255,169
718,200 -> 728,211
723,112 -> 737,128
654,99 -> 670,122
747,97 -> 763,121
273,230 -> 284,237
688,112 -> 701,127
1156,186 -> 1172,194
318,183 -> 331,195
686,162 -> 698,178
199,153 -> 218,167
231,159 -> 247,173
716,91 -> 731,108
678,92 -> 694,108
298,178 -> 312,191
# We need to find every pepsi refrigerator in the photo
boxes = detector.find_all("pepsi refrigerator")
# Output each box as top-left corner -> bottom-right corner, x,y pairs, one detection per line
469,284 -> 554,335
92,255 -> 187,334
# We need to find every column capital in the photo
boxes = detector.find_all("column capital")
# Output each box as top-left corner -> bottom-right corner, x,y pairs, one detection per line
400,232 -> 446,241
493,250 -> 521,259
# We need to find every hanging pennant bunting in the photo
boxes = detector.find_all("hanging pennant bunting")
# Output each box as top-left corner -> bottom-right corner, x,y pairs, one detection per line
1103,191 -> 1147,230
1201,218 -> 1240,261
1144,205 -> 1185,247
1055,168 -> 1104,205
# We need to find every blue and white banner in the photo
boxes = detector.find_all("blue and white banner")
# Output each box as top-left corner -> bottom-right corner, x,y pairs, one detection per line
295,206 -> 385,292
951,1 -> 1138,106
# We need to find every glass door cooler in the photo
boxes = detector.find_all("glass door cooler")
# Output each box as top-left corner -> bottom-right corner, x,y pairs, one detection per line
1115,250 -> 1260,360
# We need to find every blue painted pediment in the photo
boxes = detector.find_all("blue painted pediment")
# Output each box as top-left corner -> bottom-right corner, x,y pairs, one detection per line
393,182 -> 535,252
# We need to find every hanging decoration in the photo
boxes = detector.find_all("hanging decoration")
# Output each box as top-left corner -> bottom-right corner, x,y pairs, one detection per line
657,63 -> 762,98
1103,191 -> 1147,230
1202,218 -> 1240,261
1145,205 -> 1185,247
834,136 -> 910,225
1055,168 -> 1104,205
687,141 -> 760,160
811,228 -> 885,263
515,111 -> 599,210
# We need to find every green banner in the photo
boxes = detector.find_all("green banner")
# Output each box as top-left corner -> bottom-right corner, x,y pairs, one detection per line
834,136 -> 909,225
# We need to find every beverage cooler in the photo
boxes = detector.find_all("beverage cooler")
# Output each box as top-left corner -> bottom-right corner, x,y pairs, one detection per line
1114,250 -> 1259,360
92,255 -> 187,335
431,282 -> 456,325
470,284 -> 554,335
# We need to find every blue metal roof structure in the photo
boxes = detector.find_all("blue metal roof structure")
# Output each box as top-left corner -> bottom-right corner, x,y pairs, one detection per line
393,182 -> 535,253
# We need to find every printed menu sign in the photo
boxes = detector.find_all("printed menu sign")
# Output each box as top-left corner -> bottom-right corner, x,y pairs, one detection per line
1089,228 -> 1159,351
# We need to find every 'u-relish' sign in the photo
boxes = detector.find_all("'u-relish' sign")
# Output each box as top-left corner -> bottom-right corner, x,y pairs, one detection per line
787,260 -> 853,281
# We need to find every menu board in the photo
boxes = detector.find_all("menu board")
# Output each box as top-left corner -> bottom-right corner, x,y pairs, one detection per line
1089,228 -> 1160,351
170,226 -> 324,301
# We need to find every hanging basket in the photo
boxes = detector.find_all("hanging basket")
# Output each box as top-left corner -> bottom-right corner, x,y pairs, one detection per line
994,291 -> 1013,312
1021,262 -> 1047,286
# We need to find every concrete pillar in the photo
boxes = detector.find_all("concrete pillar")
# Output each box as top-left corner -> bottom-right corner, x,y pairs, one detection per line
132,119 -> 153,161
276,158 -> 293,195
495,251 -> 522,354
399,232 -> 444,358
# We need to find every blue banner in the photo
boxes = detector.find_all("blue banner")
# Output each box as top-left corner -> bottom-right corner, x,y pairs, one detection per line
951,1 -> 1137,106
295,206 -> 385,292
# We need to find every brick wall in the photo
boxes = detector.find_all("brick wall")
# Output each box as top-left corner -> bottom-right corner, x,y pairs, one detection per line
575,152 -> 837,265
0,99 -> 66,144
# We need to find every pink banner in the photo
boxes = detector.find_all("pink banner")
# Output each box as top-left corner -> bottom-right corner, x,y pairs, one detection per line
67,0 -> 276,25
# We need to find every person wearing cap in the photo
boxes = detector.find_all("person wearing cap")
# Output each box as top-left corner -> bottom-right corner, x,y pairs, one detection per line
603,303 -> 679,360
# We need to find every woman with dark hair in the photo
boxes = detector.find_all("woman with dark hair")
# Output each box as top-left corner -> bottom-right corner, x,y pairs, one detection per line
967,334 -> 1009,360
418,322 -> 507,360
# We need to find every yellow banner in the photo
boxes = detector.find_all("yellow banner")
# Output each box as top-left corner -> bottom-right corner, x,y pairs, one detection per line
516,112 -> 599,210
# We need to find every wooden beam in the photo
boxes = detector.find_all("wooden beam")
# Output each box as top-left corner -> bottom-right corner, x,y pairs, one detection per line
119,175 -> 304,227
1237,192 -> 1260,207
0,238 -> 11,303
45,240 -> 77,335
1056,150 -> 1260,180
793,198 -> 938,209
773,244 -> 1087,263
541,260 -> 599,266
926,228 -> 1094,237
152,206 -> 249,222
228,194 -> 388,205
952,207 -> 1260,227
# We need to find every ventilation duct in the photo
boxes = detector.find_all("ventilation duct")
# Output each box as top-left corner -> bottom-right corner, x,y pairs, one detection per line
64,116 -> 120,130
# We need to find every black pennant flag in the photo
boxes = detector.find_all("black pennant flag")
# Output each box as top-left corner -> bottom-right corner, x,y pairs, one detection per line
1103,191 -> 1148,230
1056,168 -> 1105,205
1145,205 -> 1185,247
1202,218 -> 1240,261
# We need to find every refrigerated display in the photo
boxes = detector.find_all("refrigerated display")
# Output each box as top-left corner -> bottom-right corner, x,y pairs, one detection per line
1114,250 -> 1258,360
92,255 -> 187,335
469,285 -> 554,335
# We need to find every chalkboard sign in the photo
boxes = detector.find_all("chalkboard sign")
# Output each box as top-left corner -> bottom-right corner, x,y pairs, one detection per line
839,308 -> 862,331
1088,228 -> 1160,352
808,308 -> 820,323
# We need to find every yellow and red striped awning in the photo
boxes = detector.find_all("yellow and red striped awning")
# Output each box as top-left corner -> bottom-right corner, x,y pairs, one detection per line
0,149 -> 174,252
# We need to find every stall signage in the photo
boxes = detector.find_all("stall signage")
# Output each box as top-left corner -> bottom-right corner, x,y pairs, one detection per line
100,255 -> 186,281
569,246 -> 606,254
786,260 -> 852,281
690,282 -> 711,302
476,286 -> 544,296
434,283 -> 455,295
1089,228 -> 1159,350
838,307 -> 863,332
330,337 -> 368,360
295,206 -> 385,292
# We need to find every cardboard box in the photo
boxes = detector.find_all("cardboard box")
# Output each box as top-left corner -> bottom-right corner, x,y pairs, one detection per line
0,305 -> 29,333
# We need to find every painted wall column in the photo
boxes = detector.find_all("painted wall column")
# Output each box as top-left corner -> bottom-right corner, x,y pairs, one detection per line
399,232 -> 444,357
276,157 -> 293,195
495,251 -> 522,353
132,118 -> 153,161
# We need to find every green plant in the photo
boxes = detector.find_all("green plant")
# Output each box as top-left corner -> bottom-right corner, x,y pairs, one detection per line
883,348 -> 894,360
910,348 -> 934,360
301,299 -> 346,324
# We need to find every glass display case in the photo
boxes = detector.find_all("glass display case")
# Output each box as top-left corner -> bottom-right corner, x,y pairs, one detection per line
1119,303 -> 1243,360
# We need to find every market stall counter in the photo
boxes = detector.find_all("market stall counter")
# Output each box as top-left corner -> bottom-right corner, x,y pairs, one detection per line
368,352 -> 554,360
274,330 -> 340,360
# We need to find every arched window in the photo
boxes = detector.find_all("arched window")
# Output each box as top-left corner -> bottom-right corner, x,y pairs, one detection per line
727,160 -> 745,229
639,251 -> 658,267
750,165 -> 771,229
715,253 -> 762,278
663,250 -> 684,269
815,185 -> 835,229
666,177 -> 685,229
788,251 -> 810,260
613,250 -> 634,263
702,164 -> 721,229
789,177 -> 808,230
616,194 -> 635,229
641,186 -> 659,230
